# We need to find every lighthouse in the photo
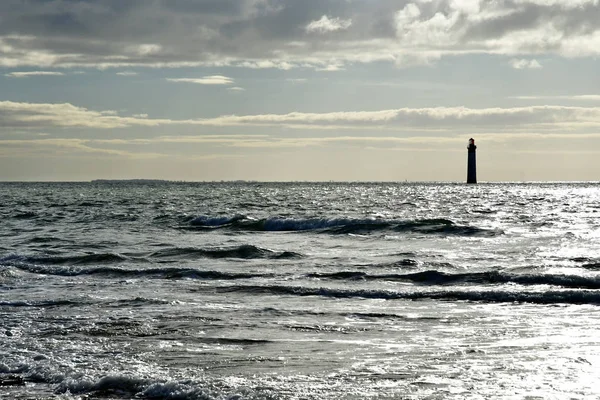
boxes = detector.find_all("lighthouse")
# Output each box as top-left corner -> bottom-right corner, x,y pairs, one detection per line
467,138 -> 477,184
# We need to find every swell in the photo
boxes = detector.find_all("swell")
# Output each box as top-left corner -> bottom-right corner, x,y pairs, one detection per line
214,284 -> 600,305
150,245 -> 302,260
0,245 -> 301,267
0,299 -> 85,308
27,253 -> 130,265
5,264 -> 270,280
188,215 -> 501,236
307,270 -> 600,290
1,297 -> 181,309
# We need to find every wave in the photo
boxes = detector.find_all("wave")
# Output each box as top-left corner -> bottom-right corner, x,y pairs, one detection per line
215,284 -> 600,305
0,245 -> 301,268
581,262 -> 600,271
0,299 -> 84,308
0,375 -> 25,387
150,245 -> 302,260
307,270 -> 600,290
0,253 -> 130,266
0,369 -> 264,399
37,253 -> 129,265
189,214 -> 248,227
343,312 -> 443,321
196,337 -> 272,345
12,211 -> 37,219
188,215 -> 501,236
52,374 -> 251,400
55,375 -> 151,396
2,296 -> 210,310
26,236 -> 72,244
6,263 -> 270,280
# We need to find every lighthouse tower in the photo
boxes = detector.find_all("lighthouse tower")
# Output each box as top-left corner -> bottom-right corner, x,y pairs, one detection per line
467,138 -> 477,184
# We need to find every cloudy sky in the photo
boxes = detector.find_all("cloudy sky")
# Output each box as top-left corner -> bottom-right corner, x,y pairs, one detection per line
1,0 -> 600,181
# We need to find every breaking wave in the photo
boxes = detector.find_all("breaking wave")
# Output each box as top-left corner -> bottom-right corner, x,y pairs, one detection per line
187,215 -> 501,236
0,370 -> 266,400
51,373 -> 268,399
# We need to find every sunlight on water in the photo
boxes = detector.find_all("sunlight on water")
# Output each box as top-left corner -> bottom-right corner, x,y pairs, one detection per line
1,182 -> 600,398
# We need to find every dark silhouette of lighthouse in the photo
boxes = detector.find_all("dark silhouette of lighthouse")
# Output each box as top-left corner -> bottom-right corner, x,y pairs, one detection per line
467,138 -> 477,184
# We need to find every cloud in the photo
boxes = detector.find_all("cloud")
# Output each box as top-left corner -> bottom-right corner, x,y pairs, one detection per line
196,107 -> 596,128
0,101 -> 162,129
116,71 -> 138,76
510,58 -> 543,69
513,95 -> 600,101
306,15 -> 352,33
238,60 -> 293,70
5,71 -> 64,77
0,1 -> 598,70
8,132 -> 600,161
129,44 -> 162,56
316,64 -> 344,72
166,75 -> 234,85
3,100 -> 600,132
394,3 -> 461,47
227,86 -> 245,91
0,138 -> 164,159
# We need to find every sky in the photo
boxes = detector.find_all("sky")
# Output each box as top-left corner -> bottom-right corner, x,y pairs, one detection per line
1,0 -> 600,182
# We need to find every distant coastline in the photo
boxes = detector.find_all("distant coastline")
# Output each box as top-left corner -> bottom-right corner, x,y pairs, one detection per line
90,179 -> 182,183
90,179 -> 258,183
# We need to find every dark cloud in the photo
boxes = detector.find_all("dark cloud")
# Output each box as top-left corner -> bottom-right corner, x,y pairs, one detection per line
463,5 -> 546,40
464,2 -> 600,41
0,0 -> 598,69
160,0 -> 244,15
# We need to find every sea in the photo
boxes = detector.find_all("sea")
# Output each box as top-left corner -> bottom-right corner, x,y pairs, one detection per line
1,181 -> 600,400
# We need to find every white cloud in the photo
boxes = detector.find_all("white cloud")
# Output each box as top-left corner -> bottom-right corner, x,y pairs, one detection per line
227,87 -> 245,92
128,44 -> 162,56
512,0 -> 599,8
306,15 -> 352,33
166,75 -> 234,85
116,71 -> 138,76
193,106 -> 600,129
393,51 -> 442,67
0,101 -> 161,129
0,138 -> 164,159
559,31 -> 600,58
3,101 -> 600,133
316,64 -> 344,72
238,60 -> 294,70
513,95 -> 600,101
5,71 -> 64,77
449,0 -> 482,14
395,4 -> 462,46
510,59 -> 543,69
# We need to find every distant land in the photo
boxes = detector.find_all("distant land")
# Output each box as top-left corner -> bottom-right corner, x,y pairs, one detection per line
90,179 -> 175,183
89,179 -> 258,183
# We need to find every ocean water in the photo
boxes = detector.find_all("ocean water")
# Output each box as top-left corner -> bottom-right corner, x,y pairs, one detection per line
1,181 -> 600,399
